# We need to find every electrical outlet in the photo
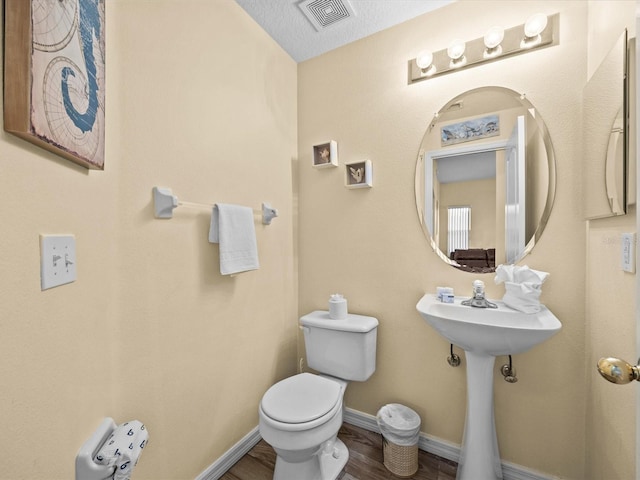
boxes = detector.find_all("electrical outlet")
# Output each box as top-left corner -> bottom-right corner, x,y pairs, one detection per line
40,235 -> 77,290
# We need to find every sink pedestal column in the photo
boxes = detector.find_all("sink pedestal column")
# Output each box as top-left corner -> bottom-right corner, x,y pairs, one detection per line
457,351 -> 502,480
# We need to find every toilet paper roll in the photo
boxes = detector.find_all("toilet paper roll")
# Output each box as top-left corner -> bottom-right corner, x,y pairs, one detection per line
94,420 -> 148,480
329,294 -> 348,320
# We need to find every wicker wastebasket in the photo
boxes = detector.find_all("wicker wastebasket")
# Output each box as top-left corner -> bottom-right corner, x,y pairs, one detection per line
376,404 -> 421,478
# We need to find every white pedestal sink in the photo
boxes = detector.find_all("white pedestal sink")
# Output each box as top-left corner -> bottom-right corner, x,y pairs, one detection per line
416,294 -> 561,480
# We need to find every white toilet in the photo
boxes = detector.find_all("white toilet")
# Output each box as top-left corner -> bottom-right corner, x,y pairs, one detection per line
259,310 -> 378,480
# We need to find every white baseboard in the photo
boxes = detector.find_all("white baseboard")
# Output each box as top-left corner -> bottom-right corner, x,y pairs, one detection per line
195,426 -> 262,480
343,407 -> 460,462
195,408 -> 558,480
343,408 -> 558,480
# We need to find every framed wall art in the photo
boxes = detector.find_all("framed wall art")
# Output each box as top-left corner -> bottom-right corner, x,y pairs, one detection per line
312,140 -> 338,168
440,114 -> 499,147
345,160 -> 372,189
4,0 -> 106,170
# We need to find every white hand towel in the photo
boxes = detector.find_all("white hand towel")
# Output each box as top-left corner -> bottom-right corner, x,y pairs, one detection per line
494,264 -> 549,286
503,281 -> 544,313
494,264 -> 549,313
209,204 -> 260,275
94,420 -> 148,480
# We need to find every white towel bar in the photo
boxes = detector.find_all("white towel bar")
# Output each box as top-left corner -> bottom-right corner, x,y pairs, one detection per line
75,417 -> 116,480
152,186 -> 278,225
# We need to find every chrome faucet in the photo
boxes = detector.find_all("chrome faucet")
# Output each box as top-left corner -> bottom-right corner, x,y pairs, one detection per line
461,280 -> 498,308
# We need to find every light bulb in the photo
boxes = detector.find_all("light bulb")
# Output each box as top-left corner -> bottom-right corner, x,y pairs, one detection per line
416,50 -> 433,70
524,13 -> 548,38
447,39 -> 466,60
484,26 -> 504,49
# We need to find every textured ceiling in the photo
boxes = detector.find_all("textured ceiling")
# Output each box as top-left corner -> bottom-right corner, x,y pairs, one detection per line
234,0 -> 456,62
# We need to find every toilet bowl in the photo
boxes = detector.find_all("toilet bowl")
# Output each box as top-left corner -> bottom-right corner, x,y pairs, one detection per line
259,373 -> 348,480
259,311 -> 378,480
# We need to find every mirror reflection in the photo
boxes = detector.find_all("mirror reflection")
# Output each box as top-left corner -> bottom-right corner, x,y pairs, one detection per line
415,87 -> 556,273
583,30 -> 628,219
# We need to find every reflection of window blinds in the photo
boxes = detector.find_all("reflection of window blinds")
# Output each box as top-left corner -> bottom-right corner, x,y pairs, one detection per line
448,206 -> 471,255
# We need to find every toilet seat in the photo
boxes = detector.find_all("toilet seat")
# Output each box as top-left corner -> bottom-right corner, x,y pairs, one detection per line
261,373 -> 342,424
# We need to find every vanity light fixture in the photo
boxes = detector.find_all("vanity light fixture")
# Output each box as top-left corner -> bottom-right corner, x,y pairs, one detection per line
483,26 -> 505,57
408,13 -> 558,84
522,13 -> 548,48
416,50 -> 435,76
447,39 -> 466,67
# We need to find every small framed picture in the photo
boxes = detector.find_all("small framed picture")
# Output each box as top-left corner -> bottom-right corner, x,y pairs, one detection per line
440,114 -> 499,146
312,141 -> 338,168
345,160 -> 372,189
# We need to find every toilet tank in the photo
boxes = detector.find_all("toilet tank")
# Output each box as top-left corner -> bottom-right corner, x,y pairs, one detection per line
300,311 -> 378,381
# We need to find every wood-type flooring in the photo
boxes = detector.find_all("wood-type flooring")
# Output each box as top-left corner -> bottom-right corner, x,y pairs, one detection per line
220,422 -> 458,480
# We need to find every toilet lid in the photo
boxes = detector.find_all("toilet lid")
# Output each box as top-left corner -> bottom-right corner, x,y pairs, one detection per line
261,373 -> 342,424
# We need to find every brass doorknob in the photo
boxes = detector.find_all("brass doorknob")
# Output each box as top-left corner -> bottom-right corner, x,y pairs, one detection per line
597,357 -> 640,384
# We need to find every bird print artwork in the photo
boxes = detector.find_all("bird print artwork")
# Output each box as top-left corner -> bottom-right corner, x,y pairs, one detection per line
349,166 -> 364,184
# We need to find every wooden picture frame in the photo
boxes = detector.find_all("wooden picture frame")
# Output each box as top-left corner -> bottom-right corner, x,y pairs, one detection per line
4,0 -> 106,169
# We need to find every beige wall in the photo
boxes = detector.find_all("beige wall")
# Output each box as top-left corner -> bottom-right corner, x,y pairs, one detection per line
439,178 -> 497,252
0,1 -> 297,479
298,1 -> 594,478
1,0 -> 637,479
584,2 -> 637,479
586,214 -> 637,479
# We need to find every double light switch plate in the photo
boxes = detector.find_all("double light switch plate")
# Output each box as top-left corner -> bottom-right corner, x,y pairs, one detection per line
40,235 -> 76,290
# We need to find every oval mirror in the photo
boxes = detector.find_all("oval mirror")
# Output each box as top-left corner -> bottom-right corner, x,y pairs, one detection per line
415,87 -> 556,273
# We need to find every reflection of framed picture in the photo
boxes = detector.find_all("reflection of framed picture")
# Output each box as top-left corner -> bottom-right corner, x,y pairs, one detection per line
4,0 -> 106,169
345,160 -> 372,189
312,141 -> 338,168
441,115 -> 499,147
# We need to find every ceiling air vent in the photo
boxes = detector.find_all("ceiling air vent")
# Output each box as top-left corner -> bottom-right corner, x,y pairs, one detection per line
298,0 -> 356,31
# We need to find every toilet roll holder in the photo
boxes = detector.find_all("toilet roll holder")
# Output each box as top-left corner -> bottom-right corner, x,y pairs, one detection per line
75,417 -> 117,480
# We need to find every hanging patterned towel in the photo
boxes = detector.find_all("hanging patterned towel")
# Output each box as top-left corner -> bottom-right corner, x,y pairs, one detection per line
209,204 -> 260,275
94,420 -> 148,480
